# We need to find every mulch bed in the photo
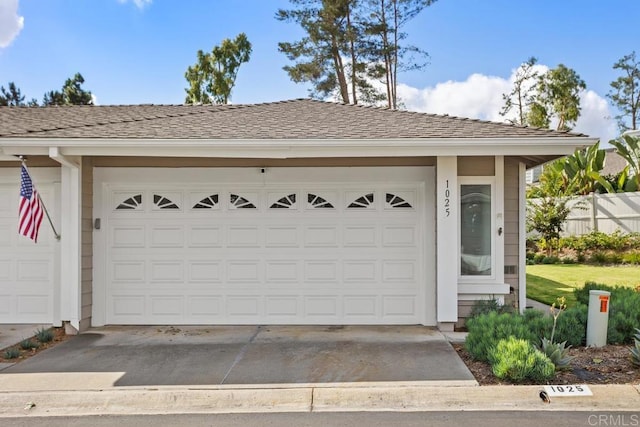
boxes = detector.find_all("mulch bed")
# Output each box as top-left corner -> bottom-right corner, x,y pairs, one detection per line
454,343 -> 640,385
0,327 -> 69,364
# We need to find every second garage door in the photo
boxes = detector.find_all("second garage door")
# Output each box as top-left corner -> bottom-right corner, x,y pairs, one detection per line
94,167 -> 435,325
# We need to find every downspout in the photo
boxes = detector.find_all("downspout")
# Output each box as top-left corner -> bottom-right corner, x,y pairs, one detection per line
49,147 -> 82,333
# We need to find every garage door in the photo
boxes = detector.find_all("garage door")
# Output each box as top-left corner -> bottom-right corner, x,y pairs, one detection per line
96,167 -> 434,325
0,169 -> 58,324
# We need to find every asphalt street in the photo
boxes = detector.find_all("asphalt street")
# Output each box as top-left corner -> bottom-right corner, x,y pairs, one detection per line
4,411 -> 639,427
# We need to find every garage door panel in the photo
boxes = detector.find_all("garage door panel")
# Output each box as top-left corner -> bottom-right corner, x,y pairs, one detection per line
150,226 -> 184,248
265,260 -> 300,284
102,168 -> 433,325
187,226 -> 222,247
0,260 -> 11,280
342,260 -> 377,282
0,178 -> 57,324
227,226 -> 261,247
265,226 -> 299,247
111,225 -> 146,248
188,261 -> 223,283
304,226 -> 339,247
149,261 -> 184,282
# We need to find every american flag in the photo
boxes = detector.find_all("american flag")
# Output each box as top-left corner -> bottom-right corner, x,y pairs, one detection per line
18,164 -> 44,243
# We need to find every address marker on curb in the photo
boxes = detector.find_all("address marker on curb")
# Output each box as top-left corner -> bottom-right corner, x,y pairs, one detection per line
544,385 -> 593,396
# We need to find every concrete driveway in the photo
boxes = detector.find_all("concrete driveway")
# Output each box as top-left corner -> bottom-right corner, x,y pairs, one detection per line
1,325 -> 475,387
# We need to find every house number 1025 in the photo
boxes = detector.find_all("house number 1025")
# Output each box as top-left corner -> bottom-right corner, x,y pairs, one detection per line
444,179 -> 450,217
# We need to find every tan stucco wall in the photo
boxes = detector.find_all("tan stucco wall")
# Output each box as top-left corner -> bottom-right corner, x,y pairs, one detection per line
80,157 -> 93,331
457,156 -> 495,176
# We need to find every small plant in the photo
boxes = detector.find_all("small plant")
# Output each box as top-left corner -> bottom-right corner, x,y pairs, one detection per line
536,296 -> 575,369
561,256 -> 576,264
539,337 -> 574,369
548,296 -> 566,344
631,328 -> 640,367
20,339 -> 39,350
489,337 -> 555,382
541,255 -> 560,265
3,348 -> 20,359
35,327 -> 54,343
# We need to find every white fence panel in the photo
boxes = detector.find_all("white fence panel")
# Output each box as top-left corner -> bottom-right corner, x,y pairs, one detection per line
530,192 -> 640,236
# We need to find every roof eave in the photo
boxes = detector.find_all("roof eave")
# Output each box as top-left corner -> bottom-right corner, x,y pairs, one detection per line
0,136 -> 597,159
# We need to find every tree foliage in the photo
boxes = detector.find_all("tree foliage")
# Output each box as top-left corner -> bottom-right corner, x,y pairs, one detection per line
528,64 -> 586,131
0,82 -> 25,106
277,0 -> 435,108
42,73 -> 93,106
610,134 -> 640,190
500,57 -> 540,125
607,51 -> 640,132
185,33 -> 252,104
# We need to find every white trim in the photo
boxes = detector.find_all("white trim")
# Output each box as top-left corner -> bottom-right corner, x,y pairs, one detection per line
436,157 -> 458,323
0,137 -> 596,159
458,176 -> 497,282
495,156 -> 505,286
519,162 -> 527,313
54,162 -> 82,331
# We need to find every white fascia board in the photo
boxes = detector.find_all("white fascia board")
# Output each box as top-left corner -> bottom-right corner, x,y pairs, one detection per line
0,136 -> 597,158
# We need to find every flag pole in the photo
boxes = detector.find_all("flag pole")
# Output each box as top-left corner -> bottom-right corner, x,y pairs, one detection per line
38,193 -> 61,241
19,157 -> 61,241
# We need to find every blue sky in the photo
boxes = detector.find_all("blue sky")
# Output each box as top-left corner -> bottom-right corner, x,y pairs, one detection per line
1,0 -> 639,143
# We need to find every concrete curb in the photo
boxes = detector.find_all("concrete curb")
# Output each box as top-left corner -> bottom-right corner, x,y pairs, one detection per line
0,383 -> 638,418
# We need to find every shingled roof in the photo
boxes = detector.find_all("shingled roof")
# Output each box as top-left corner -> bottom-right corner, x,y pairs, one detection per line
0,98 -> 587,140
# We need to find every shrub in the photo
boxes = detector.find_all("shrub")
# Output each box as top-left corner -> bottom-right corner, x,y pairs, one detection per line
608,291 -> 640,344
574,283 -> 617,305
3,348 -> 20,359
533,253 -> 546,264
589,251 -> 607,264
575,284 -> 640,344
20,339 -> 39,350
469,298 -> 513,318
622,251 -> 640,265
523,308 -> 552,339
553,305 -> 588,347
541,255 -> 560,264
605,252 -> 623,265
465,312 -> 536,362
35,327 -> 54,343
489,337 -> 555,382
561,256 -> 576,264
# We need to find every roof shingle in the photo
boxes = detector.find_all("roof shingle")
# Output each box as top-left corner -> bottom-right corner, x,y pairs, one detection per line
0,98 -> 588,140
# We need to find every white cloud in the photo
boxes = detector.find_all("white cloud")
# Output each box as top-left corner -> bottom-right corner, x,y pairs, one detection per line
0,0 -> 24,48
118,0 -> 152,10
398,64 -> 616,143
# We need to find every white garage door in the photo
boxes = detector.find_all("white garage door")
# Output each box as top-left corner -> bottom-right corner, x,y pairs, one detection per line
96,167 -> 434,325
0,168 -> 58,324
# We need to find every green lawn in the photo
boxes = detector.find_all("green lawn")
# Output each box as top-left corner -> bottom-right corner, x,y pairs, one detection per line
526,264 -> 640,307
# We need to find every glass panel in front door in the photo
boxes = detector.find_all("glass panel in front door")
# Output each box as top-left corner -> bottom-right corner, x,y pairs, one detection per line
460,184 -> 492,276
